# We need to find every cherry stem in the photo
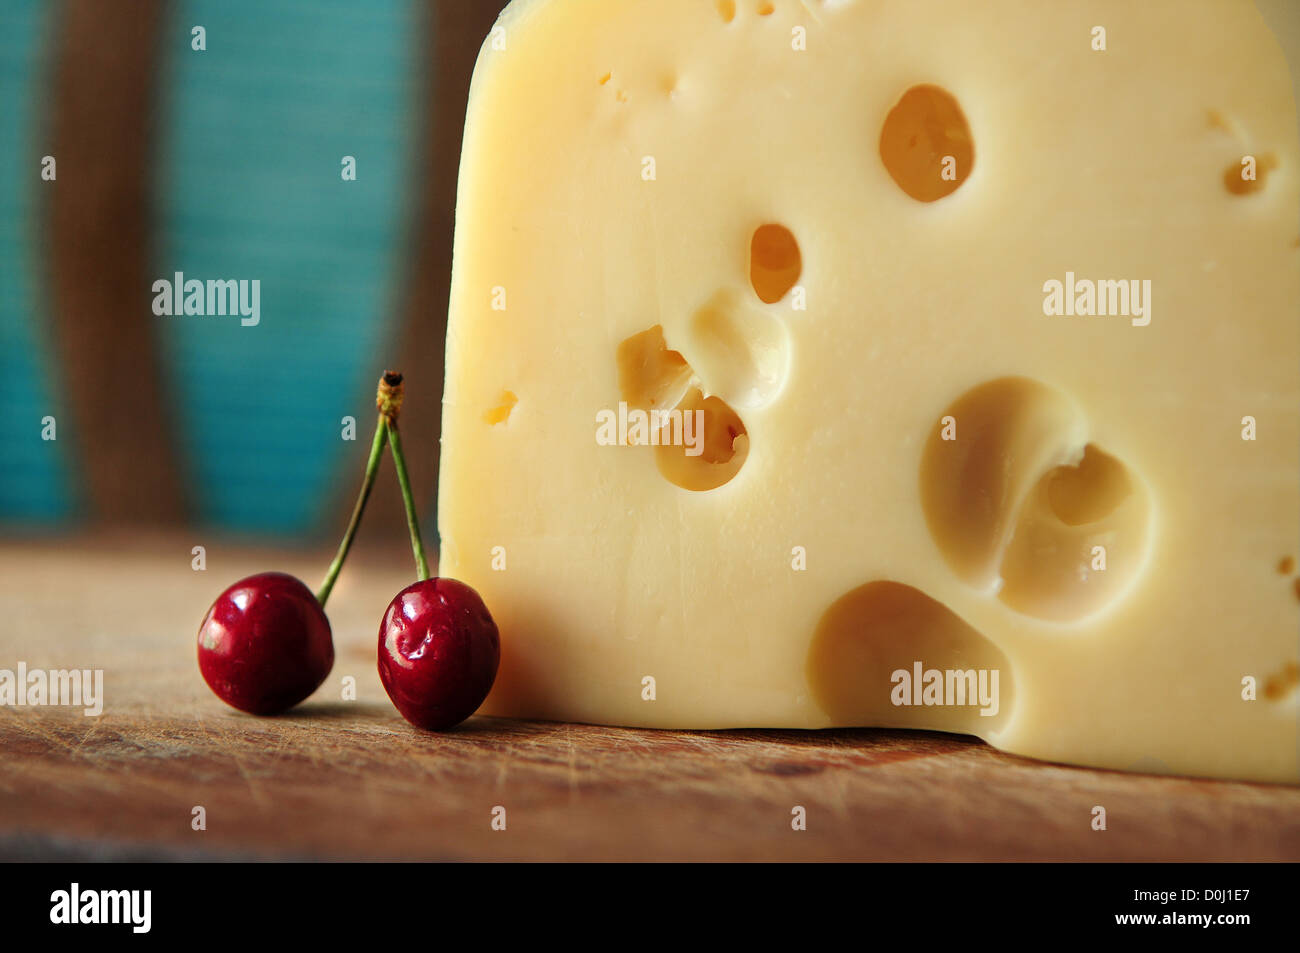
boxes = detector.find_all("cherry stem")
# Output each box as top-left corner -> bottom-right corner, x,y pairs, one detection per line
316,414 -> 387,607
376,370 -> 431,582
387,422 -> 431,582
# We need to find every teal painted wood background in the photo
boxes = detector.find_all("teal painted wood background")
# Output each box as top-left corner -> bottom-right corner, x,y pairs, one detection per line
155,0 -> 418,534
0,0 -> 422,536
0,1 -> 75,528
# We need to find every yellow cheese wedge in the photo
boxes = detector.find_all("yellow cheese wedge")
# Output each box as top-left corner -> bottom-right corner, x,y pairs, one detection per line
438,0 -> 1300,782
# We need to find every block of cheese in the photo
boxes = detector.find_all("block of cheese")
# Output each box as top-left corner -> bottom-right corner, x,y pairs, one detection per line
438,0 -> 1300,782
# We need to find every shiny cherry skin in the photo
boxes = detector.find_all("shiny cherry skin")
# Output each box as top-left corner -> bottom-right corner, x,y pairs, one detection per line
197,572 -> 334,715
377,578 -> 500,730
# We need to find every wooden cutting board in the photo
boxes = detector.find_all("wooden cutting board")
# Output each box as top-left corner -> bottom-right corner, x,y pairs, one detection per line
1,534 -> 1296,861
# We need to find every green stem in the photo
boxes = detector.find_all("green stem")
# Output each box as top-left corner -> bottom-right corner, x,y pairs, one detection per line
316,414 -> 387,606
387,421 -> 431,581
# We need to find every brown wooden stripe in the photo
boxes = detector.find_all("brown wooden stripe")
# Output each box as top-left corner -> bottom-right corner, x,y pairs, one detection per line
43,0 -> 185,526
357,0 -> 509,546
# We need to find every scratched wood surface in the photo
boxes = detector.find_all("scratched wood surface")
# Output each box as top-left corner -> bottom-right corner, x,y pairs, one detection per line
0,535 -> 1297,862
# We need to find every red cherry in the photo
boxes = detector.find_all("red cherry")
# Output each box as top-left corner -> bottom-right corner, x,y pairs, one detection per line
377,578 -> 500,730
197,572 -> 334,715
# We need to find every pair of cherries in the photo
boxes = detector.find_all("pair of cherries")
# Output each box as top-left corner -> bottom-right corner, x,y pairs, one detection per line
196,373 -> 499,730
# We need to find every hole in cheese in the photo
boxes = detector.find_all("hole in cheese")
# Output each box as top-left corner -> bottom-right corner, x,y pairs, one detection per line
806,581 -> 1014,737
879,84 -> 974,202
484,390 -> 518,425
1223,153 -> 1277,195
758,1 -> 775,15
749,224 -> 802,303
921,377 -> 1152,623
654,387 -> 749,491
1044,444 -> 1132,526
616,326 -> 694,410
617,325 -> 751,492
717,0 -> 736,23
920,377 -> 1082,589
1263,662 -> 1299,701
998,457 -> 1150,623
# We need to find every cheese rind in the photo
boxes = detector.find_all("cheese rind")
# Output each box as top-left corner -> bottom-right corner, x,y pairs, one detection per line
440,0 -> 1300,782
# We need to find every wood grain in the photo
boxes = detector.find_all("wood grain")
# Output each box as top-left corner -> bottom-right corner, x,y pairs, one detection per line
0,535 -> 1297,862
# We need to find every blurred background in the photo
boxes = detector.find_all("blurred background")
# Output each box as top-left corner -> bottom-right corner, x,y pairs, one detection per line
0,0 -> 511,547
